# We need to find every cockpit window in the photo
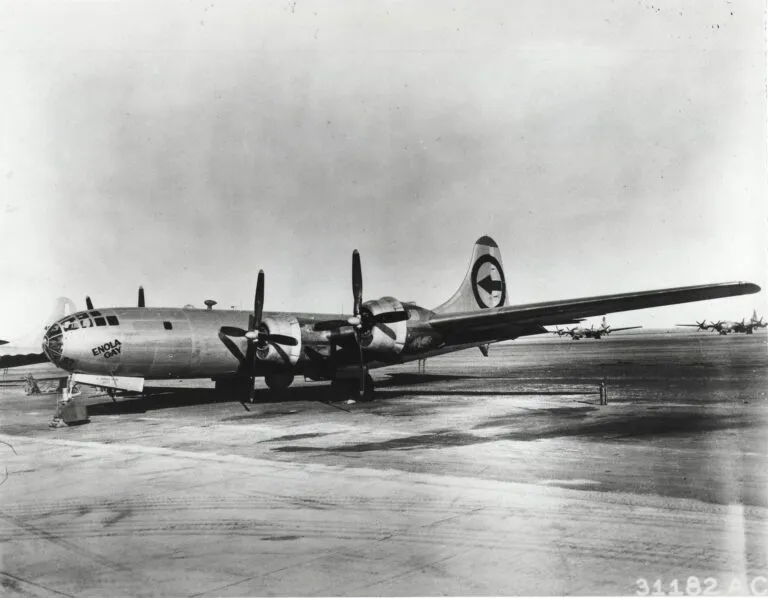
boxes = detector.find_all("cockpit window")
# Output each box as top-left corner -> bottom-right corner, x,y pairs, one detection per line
89,310 -> 102,317
94,317 -> 106,327
77,313 -> 93,328
106,315 -> 119,326
61,317 -> 77,331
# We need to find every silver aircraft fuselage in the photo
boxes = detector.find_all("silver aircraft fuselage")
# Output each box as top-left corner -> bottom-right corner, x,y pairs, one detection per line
40,305 -> 501,381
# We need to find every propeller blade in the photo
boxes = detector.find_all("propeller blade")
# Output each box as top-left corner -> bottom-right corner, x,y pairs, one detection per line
270,341 -> 292,365
264,333 -> 299,346
373,310 -> 409,324
352,250 -> 362,317
313,319 -> 349,331
354,329 -> 366,398
220,326 -> 248,337
254,270 -> 264,330
217,330 -> 246,367
85,296 -> 94,310
244,339 -> 256,402
375,322 -> 397,340
138,286 -> 145,308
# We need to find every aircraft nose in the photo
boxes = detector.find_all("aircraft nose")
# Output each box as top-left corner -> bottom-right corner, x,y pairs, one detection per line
42,322 -> 64,366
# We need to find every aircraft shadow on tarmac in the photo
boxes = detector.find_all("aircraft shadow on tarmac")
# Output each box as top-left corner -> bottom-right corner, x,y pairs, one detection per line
81,382 -> 755,450
273,409 -> 754,453
85,375 -> 602,417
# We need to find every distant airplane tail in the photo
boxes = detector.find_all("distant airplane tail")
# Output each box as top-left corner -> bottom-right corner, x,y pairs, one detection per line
433,236 -> 508,314
45,297 -> 77,328
3,296 -> 77,351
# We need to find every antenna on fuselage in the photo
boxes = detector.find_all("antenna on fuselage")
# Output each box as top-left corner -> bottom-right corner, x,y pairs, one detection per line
204,300 -> 217,310
138,286 -> 145,308
85,296 -> 94,310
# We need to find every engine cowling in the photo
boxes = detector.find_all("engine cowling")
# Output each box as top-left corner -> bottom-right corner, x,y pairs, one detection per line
256,316 -> 302,365
359,297 -> 408,354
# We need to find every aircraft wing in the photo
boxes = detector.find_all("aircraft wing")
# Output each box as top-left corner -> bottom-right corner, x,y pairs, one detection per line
608,326 -> 643,333
0,350 -> 49,369
428,282 -> 760,336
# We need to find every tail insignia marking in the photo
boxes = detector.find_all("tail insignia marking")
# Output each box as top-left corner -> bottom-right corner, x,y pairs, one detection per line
471,255 -> 506,309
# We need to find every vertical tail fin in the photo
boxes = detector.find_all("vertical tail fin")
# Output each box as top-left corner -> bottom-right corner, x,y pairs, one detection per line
433,236 -> 508,314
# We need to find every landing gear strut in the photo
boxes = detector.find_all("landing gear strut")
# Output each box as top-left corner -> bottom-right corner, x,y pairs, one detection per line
332,373 -> 374,402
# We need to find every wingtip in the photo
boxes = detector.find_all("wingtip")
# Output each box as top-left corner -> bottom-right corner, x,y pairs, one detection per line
741,282 -> 761,294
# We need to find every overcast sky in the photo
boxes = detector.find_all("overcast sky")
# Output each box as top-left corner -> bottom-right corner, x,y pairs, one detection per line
1,0 -> 765,338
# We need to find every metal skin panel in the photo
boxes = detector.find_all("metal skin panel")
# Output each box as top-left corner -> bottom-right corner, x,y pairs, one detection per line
44,308 -> 351,379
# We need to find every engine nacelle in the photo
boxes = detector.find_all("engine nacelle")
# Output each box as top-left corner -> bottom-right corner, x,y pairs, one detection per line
359,297 -> 408,355
256,316 -> 302,366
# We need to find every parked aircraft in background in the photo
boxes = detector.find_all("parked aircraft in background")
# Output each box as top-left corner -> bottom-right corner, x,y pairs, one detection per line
552,317 -> 641,340
676,319 -> 715,332
677,310 -> 767,335
1,237 -> 761,402
747,309 -> 767,331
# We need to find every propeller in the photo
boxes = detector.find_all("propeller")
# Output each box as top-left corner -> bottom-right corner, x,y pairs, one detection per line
313,249 -> 409,398
696,319 -> 709,331
218,270 -> 298,402
138,286 -> 145,308
349,250 -> 366,398
85,296 -> 94,310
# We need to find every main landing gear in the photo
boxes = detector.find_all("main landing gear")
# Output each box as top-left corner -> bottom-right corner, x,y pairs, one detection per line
215,372 -> 373,403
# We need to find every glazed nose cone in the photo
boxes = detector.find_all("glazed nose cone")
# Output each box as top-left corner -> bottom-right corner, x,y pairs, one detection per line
42,322 -> 64,366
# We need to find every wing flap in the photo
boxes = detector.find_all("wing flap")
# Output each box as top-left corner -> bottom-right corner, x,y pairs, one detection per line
428,281 -> 760,334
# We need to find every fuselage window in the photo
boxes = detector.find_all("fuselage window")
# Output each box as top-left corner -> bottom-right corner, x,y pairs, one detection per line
163,321 -> 173,330
106,315 -> 119,326
94,317 -> 107,327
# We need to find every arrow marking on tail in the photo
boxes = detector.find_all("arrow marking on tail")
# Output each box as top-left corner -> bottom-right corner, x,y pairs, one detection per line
471,255 -> 506,309
477,276 -> 503,294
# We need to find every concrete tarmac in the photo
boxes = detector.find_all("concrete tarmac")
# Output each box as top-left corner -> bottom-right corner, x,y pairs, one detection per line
1,332 -> 767,596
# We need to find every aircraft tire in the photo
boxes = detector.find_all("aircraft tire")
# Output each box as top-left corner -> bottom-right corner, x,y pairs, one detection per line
265,373 -> 294,392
